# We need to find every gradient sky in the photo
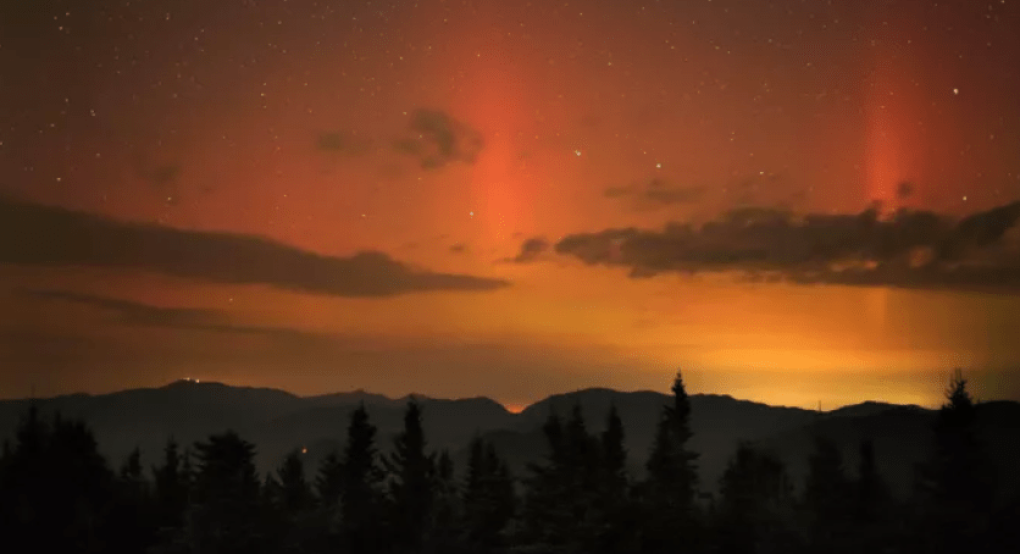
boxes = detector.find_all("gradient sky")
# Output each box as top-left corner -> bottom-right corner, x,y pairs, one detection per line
2,0 -> 1020,410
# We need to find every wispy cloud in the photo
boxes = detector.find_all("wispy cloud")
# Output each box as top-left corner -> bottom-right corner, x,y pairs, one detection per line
605,178 -> 708,209
393,109 -> 484,169
17,289 -> 322,339
315,130 -> 373,155
0,195 -> 510,297
507,237 -> 549,263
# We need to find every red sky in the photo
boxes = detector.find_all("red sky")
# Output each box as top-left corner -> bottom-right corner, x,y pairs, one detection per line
2,0 -> 1020,409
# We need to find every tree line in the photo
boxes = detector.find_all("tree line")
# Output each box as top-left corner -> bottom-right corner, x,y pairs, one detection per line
1,370 -> 1017,553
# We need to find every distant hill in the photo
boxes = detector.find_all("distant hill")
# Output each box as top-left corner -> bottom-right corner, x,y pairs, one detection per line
2,380 -> 1018,501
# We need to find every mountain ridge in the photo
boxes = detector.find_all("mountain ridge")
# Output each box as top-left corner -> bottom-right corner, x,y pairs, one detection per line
4,379 -> 1016,501
4,379 -> 921,413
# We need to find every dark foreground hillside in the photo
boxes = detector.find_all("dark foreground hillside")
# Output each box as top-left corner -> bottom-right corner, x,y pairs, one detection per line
0,379 -> 962,497
1,371 -> 1018,553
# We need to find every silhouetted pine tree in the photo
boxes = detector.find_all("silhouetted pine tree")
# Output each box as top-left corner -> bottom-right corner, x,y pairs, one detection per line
520,403 -> 607,553
913,370 -> 996,554
429,448 -> 464,552
600,404 -> 628,500
463,437 -> 516,551
641,370 -> 702,554
0,407 -> 118,553
596,403 -> 639,554
112,446 -> 158,552
465,436 -> 494,546
485,445 -> 517,544
260,448 -> 321,551
852,438 -> 897,552
522,409 -> 573,551
384,398 -> 436,553
179,446 -> 194,495
854,438 -> 886,523
802,435 -> 852,553
716,443 -> 800,554
566,403 -> 604,550
276,449 -> 314,513
308,449 -> 346,550
316,450 -> 344,507
181,430 -> 268,554
152,437 -> 189,534
341,402 -> 387,554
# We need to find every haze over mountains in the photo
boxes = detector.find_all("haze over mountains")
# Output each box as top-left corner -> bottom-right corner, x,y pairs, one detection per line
2,380 -> 1018,499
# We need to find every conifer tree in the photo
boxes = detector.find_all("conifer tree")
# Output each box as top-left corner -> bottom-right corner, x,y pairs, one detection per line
120,447 -> 146,489
191,431 -> 261,505
114,446 -> 160,550
852,438 -> 896,552
153,437 -> 189,532
384,398 -> 436,552
855,438 -> 889,524
316,451 -> 344,508
341,403 -> 386,554
802,436 -> 851,553
641,370 -> 701,553
486,445 -> 517,537
463,437 -> 516,550
0,408 -> 118,553
717,443 -> 797,554
597,403 -> 637,554
180,446 -> 194,494
567,403 -> 604,549
184,430 -> 265,553
429,448 -> 462,551
276,448 -> 314,513
522,410 -> 573,548
600,403 -> 628,499
645,370 -> 699,508
914,370 -> 995,554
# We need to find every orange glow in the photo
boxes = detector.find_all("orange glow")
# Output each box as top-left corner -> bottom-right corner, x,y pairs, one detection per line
2,1 -> 1019,409
864,42 -> 921,213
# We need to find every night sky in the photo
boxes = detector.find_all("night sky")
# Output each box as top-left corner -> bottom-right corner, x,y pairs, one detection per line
2,0 -> 1020,409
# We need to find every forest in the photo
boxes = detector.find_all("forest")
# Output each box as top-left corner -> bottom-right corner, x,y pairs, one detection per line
1,371 -> 1017,554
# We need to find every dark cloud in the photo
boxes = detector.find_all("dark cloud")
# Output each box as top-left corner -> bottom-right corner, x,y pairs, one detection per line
17,289 -> 321,339
527,201 -> 1020,293
509,237 -> 550,263
0,195 -> 510,297
131,156 -> 184,203
897,181 -> 916,200
605,178 -> 707,209
131,149 -> 182,188
315,130 -> 373,155
20,289 -> 219,327
394,109 -> 484,169
450,243 -> 468,254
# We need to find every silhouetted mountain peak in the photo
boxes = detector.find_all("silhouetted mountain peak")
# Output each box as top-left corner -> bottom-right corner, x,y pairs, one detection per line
823,400 -> 909,419
304,389 -> 403,408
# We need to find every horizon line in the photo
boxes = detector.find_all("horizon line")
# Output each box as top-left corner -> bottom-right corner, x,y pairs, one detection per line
0,376 -> 955,413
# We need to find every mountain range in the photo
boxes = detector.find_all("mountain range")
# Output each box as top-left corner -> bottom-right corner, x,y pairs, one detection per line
3,380 -> 1018,500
